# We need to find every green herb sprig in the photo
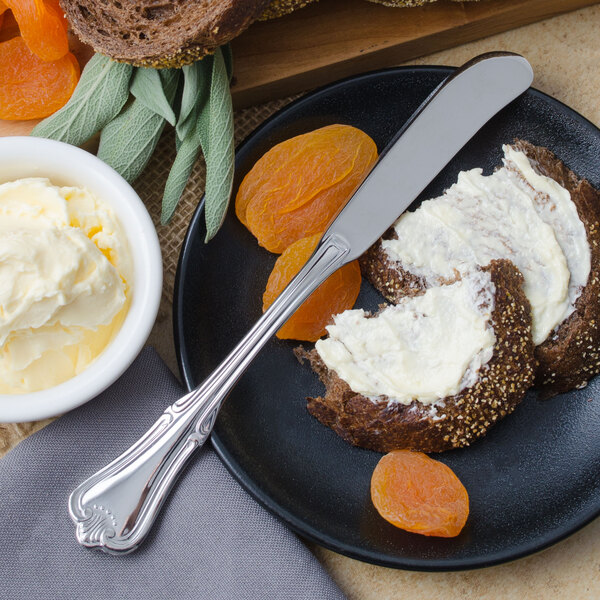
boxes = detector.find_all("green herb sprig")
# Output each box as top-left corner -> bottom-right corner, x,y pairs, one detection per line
32,46 -> 235,238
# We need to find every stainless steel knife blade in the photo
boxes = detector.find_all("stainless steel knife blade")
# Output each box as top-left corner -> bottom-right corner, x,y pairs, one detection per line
323,52 -> 533,261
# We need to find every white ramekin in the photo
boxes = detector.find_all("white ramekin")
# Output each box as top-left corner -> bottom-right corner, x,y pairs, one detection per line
0,137 -> 162,422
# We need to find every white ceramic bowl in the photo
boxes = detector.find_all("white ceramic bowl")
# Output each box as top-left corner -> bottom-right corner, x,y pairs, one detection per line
0,137 -> 162,422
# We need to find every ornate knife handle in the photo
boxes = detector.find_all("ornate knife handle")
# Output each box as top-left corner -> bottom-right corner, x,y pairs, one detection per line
69,234 -> 349,554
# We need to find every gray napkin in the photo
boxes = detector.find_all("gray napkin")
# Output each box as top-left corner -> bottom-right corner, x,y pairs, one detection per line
0,348 -> 346,600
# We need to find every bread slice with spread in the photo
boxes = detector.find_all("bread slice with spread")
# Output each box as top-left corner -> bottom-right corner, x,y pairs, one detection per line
361,141 -> 600,396
297,260 -> 535,453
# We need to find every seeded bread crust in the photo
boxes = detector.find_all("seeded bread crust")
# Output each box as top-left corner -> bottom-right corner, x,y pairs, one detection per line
360,140 -> 600,396
260,0 -> 318,20
297,260 -> 535,453
366,0 -> 479,5
60,0 -> 271,68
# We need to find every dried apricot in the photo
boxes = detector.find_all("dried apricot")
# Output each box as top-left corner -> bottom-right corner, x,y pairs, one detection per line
237,124 -> 378,253
3,0 -> 68,61
371,450 -> 469,537
263,233 -> 361,341
0,8 -> 20,43
44,0 -> 69,31
0,36 -> 79,120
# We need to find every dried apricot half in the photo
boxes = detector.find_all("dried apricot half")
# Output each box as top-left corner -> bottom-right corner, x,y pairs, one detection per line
236,124 -> 378,253
0,1 -> 7,29
3,0 -> 68,61
0,7 -> 19,43
371,450 -> 469,537
44,0 -> 69,31
263,233 -> 362,342
0,36 -> 79,120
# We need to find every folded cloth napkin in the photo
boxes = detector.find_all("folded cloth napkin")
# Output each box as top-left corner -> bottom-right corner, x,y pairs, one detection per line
0,348 -> 346,600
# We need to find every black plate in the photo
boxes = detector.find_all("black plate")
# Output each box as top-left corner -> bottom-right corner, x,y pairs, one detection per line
174,67 -> 600,570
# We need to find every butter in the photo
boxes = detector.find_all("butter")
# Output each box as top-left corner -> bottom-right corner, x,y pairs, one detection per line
382,146 -> 590,345
315,270 -> 496,405
0,178 -> 132,394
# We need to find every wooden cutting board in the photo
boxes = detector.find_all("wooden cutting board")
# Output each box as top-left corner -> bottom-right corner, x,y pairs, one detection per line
1,0 -> 597,137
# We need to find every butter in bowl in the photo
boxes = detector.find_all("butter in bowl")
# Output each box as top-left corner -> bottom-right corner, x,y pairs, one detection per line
0,137 -> 162,422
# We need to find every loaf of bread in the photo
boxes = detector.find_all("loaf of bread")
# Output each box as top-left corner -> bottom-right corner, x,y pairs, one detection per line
361,141 -> 600,396
298,260 -> 535,453
61,0 -> 486,65
59,0 -> 271,68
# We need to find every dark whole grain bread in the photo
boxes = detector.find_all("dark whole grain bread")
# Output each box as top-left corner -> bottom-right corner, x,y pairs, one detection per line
297,260 -> 535,453
361,140 -> 600,396
60,0 -> 271,68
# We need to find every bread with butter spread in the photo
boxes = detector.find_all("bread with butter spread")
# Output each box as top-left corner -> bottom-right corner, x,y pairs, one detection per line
515,141 -> 600,395
297,260 -> 535,453
361,140 -> 600,396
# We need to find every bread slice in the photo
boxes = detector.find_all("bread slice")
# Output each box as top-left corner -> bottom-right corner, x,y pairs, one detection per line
361,141 -> 600,396
297,260 -> 535,453
60,0 -> 271,68
513,141 -> 600,395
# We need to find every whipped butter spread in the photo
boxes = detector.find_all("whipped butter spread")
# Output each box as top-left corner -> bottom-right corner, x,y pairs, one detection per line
315,270 -> 496,405
0,178 -> 132,394
382,146 -> 590,345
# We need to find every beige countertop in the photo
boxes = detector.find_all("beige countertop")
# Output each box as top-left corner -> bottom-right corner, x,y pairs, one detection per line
150,4 -> 600,599
1,4 -> 598,598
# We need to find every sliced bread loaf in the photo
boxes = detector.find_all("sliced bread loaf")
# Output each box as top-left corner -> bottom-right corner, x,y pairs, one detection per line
60,0 -> 271,67
361,141 -> 600,396
297,260 -> 535,453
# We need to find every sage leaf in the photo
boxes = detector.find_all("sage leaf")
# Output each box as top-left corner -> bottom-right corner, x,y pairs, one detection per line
177,63 -> 200,136
222,44 -> 234,83
197,47 -> 235,241
176,59 -> 211,142
32,54 -> 133,146
98,69 -> 180,184
131,67 -> 177,126
161,131 -> 202,224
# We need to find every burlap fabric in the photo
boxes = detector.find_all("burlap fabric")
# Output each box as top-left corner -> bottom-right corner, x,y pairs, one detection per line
0,96 -> 296,457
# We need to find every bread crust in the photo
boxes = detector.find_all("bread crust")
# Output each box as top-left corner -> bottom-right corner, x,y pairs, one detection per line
260,0 -> 318,20
361,140 -> 600,396
60,0 -> 271,68
298,260 -> 535,453
366,0 -> 480,5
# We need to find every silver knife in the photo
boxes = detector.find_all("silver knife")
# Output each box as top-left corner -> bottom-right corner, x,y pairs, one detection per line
69,52 -> 533,554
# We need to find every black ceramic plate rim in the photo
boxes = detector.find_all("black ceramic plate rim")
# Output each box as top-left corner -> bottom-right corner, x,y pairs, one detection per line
174,65 -> 600,571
